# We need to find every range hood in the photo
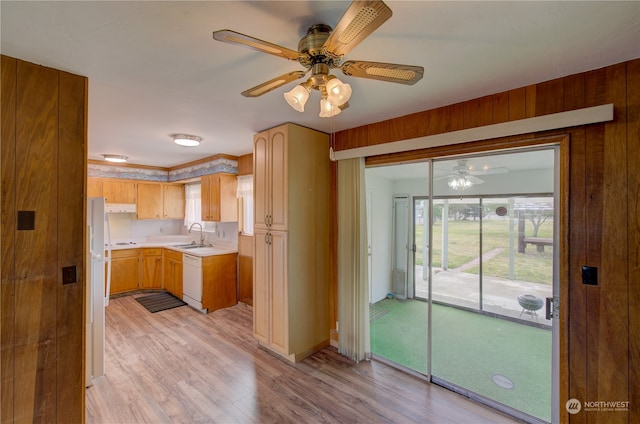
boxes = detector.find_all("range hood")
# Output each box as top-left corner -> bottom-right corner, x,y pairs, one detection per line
105,203 -> 136,214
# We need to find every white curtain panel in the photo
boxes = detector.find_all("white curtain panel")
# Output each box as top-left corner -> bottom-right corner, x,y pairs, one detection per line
184,183 -> 202,228
337,157 -> 370,362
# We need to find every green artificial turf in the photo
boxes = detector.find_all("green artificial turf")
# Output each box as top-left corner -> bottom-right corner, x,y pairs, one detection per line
370,298 -> 551,422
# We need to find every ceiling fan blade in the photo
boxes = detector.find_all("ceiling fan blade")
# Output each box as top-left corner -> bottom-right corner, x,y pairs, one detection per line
241,71 -> 307,98
213,30 -> 303,61
470,166 -> 509,176
323,1 -> 393,57
341,60 -> 424,85
467,175 -> 485,185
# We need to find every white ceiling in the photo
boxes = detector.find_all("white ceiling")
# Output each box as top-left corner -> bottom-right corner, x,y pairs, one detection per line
2,1 -> 639,168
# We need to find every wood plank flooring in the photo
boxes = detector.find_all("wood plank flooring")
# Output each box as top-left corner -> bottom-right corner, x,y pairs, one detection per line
86,294 -> 520,423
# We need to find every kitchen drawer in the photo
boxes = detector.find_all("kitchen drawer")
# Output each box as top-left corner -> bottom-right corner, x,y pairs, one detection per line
164,248 -> 182,262
141,248 -> 163,256
110,248 -> 139,259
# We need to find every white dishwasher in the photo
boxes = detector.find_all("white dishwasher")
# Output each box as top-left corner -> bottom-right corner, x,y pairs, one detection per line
182,254 -> 205,313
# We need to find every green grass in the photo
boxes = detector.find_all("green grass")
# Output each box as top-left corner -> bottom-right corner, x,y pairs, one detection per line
414,219 -> 553,284
371,299 -> 551,422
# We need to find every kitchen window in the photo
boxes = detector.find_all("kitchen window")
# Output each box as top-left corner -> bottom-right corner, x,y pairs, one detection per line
237,175 -> 253,235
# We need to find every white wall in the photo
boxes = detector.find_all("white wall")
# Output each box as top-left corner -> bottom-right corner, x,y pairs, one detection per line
365,173 -> 394,304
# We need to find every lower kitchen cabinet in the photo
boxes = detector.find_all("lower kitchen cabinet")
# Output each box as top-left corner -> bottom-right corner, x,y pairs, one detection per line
140,248 -> 163,289
163,249 -> 183,297
202,253 -> 237,313
110,249 -> 140,294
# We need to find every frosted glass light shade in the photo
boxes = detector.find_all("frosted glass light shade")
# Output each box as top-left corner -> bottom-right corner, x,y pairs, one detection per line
319,98 -> 341,118
284,85 -> 310,112
448,176 -> 473,190
325,78 -> 352,106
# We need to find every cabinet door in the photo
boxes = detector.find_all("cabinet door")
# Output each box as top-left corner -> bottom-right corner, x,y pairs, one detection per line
103,180 -> 136,203
269,127 -> 288,231
253,229 -> 270,343
163,255 -> 174,294
173,260 -> 183,298
201,174 -> 212,221
110,253 -> 139,294
269,231 -> 288,354
141,250 -> 162,289
163,184 -> 185,219
87,177 -> 103,198
253,131 -> 269,229
137,183 -> 163,219
219,174 -> 238,222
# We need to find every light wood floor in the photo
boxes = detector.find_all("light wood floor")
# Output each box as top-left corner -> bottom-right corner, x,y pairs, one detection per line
86,294 -> 520,423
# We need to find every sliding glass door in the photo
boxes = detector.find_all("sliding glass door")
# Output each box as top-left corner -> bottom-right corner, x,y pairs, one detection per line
367,148 -> 557,423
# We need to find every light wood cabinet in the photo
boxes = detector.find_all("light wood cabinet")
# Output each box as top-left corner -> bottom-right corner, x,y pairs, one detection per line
163,249 -> 183,298
202,253 -> 237,313
87,177 -> 103,198
137,183 -> 184,219
110,249 -> 140,294
253,123 -> 330,362
140,248 -> 163,289
103,179 -> 136,203
201,173 -> 237,222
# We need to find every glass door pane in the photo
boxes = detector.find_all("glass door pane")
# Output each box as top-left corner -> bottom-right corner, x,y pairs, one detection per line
431,151 -> 554,423
413,197 -> 428,300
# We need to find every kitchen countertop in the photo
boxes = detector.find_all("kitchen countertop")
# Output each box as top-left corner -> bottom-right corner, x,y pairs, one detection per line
107,239 -> 237,257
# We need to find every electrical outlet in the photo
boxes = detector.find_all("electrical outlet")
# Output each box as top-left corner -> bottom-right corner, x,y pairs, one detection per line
62,266 -> 77,285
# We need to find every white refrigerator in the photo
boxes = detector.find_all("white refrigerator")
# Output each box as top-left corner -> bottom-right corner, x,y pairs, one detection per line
86,197 -> 111,386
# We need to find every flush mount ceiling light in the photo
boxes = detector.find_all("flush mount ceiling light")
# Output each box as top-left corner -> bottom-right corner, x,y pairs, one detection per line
212,1 -> 423,118
102,154 -> 128,163
172,134 -> 202,147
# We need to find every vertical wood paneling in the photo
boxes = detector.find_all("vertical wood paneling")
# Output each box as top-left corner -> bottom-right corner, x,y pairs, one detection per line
628,58 -> 640,422
426,106 -> 451,135
563,73 -> 586,111
389,117 -> 405,142
403,112 -> 421,139
463,95 -> 493,128
493,91 -> 510,124
1,54 -> 17,424
15,59 -> 59,423
567,126 -> 588,423
535,79 -> 564,115
525,84 -> 537,118
508,87 -> 526,120
592,63 -> 629,423
56,70 -> 86,423
450,103 -> 464,131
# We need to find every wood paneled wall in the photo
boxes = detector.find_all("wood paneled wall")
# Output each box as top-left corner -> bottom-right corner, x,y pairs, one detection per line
1,56 -> 86,423
332,59 -> 639,423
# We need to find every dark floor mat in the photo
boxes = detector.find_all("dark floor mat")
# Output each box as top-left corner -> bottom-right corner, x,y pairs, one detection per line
135,292 -> 187,313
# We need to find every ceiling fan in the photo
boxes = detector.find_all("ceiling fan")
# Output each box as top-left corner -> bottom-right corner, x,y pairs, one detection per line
212,0 -> 424,117
437,160 -> 509,190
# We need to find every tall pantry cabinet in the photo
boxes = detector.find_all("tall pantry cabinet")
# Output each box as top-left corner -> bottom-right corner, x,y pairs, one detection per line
253,123 -> 330,362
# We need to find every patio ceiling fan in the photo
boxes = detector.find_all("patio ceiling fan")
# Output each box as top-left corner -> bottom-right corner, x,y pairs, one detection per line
436,160 -> 509,190
212,0 -> 424,117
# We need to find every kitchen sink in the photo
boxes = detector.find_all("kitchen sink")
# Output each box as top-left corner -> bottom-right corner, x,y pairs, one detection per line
170,243 -> 209,249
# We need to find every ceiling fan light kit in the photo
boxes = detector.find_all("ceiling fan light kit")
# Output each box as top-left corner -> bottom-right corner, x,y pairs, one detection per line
212,0 -> 423,118
448,176 -> 473,190
172,134 -> 202,147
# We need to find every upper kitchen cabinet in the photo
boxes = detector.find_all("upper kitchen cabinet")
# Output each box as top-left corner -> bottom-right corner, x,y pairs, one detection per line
137,182 -> 185,219
201,173 -> 237,222
87,177 -> 103,198
103,179 -> 136,203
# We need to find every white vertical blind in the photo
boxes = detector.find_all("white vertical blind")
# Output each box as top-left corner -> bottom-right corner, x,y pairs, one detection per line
337,157 -> 370,362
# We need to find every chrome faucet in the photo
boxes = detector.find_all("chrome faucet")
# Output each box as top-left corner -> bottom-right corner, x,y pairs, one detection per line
188,222 -> 204,245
